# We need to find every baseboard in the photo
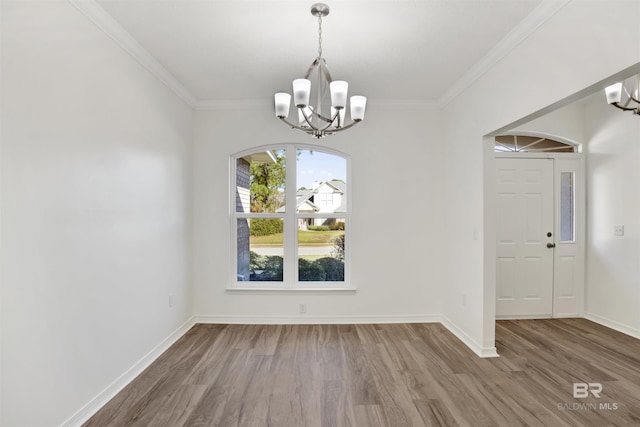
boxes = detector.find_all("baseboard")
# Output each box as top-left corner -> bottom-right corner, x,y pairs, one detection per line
440,316 -> 499,358
59,316 -> 197,427
496,314 -> 553,320
193,314 -> 441,325
584,312 -> 640,340
195,314 -> 499,358
552,313 -> 580,319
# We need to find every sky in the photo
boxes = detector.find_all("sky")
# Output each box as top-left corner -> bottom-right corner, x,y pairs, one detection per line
296,149 -> 346,190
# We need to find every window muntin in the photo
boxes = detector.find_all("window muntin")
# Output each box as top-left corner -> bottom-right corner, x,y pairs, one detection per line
495,135 -> 576,153
233,145 -> 349,288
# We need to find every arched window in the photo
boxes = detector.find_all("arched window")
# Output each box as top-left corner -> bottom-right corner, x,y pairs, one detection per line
232,145 -> 350,288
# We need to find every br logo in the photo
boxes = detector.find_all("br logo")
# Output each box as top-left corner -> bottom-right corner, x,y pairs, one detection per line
573,382 -> 602,398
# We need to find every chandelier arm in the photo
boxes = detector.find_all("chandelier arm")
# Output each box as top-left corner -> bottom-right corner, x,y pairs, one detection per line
620,85 -> 640,105
610,102 -> 637,112
318,113 -> 340,132
300,104 -> 335,124
278,117 -> 315,134
304,58 -> 321,79
300,107 -> 317,128
328,119 -> 363,133
310,109 -> 335,124
302,59 -> 333,83
317,58 -> 333,83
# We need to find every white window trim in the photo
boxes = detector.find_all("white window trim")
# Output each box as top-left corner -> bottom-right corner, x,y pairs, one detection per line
228,143 -> 353,292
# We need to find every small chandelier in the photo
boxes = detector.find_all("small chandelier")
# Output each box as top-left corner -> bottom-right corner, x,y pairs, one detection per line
605,74 -> 640,115
274,3 -> 367,139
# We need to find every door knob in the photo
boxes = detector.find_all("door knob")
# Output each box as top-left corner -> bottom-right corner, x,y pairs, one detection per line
546,243 -> 556,248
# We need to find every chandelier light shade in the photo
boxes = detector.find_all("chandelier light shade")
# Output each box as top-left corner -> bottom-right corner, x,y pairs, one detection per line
605,75 -> 640,115
274,3 -> 367,138
274,93 -> 291,118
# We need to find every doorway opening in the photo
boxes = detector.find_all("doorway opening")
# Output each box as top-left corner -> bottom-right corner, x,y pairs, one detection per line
494,134 -> 584,319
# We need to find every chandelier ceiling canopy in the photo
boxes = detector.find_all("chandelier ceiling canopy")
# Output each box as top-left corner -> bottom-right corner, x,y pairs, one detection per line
605,75 -> 640,116
274,3 -> 367,139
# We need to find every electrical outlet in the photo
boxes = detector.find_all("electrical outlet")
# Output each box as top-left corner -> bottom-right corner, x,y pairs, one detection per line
299,303 -> 307,314
614,225 -> 624,236
169,294 -> 174,308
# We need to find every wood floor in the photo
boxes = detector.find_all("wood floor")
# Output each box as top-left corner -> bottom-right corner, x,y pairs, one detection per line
84,319 -> 640,426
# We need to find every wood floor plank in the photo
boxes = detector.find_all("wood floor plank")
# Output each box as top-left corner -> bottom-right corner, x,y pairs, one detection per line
85,319 -> 640,426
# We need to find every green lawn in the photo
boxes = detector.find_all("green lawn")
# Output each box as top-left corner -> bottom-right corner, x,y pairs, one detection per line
251,230 -> 344,246
298,254 -> 326,261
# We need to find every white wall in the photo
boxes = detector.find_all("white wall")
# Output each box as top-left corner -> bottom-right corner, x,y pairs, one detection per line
511,102 -> 586,146
0,1 -> 193,426
442,0 -> 640,354
584,90 -> 640,336
3,0 -> 640,424
192,105 -> 445,321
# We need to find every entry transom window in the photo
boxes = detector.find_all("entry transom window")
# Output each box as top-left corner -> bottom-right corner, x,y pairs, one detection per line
232,145 -> 349,288
495,135 -> 576,153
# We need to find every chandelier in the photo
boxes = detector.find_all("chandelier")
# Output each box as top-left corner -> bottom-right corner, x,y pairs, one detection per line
605,75 -> 640,115
274,3 -> 367,138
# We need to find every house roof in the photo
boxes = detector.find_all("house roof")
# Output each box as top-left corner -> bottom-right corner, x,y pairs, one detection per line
240,151 -> 277,165
276,180 -> 346,213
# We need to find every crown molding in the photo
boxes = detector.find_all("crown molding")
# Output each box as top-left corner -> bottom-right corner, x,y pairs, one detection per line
70,0 -> 569,113
68,0 -> 197,108
194,98 -> 441,111
436,0 -> 571,109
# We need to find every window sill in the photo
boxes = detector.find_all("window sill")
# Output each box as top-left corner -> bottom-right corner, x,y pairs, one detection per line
225,286 -> 357,295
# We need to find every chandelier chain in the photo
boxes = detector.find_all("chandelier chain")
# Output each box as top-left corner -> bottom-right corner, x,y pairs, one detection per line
318,14 -> 323,58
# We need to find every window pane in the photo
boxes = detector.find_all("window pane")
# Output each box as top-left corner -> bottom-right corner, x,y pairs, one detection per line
296,150 -> 347,214
237,218 -> 283,281
560,172 -> 574,242
236,150 -> 286,213
298,218 -> 345,282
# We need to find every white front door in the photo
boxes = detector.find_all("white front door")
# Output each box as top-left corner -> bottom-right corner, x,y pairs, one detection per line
496,158 -> 554,317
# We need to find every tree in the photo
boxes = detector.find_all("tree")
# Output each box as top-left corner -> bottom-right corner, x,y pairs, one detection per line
331,234 -> 345,260
250,150 -> 285,213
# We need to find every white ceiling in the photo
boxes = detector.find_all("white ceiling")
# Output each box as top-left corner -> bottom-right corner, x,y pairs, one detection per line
91,0 -> 547,107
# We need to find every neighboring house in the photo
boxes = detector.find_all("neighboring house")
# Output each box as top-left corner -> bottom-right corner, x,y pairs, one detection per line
278,180 -> 346,229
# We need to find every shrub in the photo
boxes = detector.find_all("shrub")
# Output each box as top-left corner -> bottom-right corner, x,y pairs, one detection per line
329,221 -> 345,231
308,225 -> 330,231
249,250 -> 262,271
250,251 -> 283,281
250,218 -> 283,236
314,257 -> 344,281
261,256 -> 283,280
298,258 -> 326,281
